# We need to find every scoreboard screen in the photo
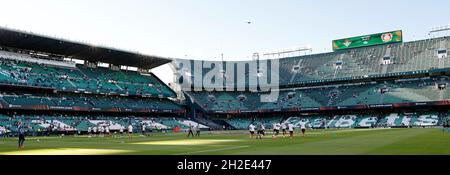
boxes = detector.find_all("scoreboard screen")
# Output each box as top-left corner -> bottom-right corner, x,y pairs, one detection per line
332,30 -> 403,51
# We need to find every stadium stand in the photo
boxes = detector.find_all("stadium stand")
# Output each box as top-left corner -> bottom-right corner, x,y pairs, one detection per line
0,52 -> 175,97
219,112 -> 445,130
0,91 -> 182,111
225,117 -> 254,130
180,37 -> 450,120
1,27 -> 449,133
353,115 -> 378,127
0,114 -> 208,135
0,27 -> 190,136
413,113 -> 440,126
186,76 -> 450,112
179,37 -> 449,87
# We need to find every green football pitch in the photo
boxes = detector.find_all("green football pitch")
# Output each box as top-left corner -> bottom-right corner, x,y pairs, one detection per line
0,128 -> 448,155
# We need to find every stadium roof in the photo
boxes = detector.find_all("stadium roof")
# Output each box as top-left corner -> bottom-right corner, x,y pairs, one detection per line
0,27 -> 172,69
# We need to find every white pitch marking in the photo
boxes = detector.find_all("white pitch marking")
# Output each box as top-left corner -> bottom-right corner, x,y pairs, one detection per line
173,145 -> 250,155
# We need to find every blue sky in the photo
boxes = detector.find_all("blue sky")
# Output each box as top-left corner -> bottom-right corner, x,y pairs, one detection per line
0,0 -> 448,83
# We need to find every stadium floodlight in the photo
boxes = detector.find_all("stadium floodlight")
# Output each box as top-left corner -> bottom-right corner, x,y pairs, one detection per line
429,24 -> 450,34
262,45 -> 312,59
252,53 -> 260,61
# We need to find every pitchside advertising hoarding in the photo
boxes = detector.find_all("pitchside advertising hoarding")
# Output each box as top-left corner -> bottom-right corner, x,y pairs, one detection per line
332,30 -> 403,51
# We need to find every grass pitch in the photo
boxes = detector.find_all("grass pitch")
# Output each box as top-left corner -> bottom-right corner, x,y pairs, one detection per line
0,128 -> 448,155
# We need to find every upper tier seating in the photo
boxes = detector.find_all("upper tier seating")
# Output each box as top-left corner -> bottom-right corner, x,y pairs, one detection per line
181,37 -> 449,87
0,54 -> 175,97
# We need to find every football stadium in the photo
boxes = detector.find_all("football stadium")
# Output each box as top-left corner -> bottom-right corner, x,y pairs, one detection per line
0,27 -> 448,155
0,1 -> 449,156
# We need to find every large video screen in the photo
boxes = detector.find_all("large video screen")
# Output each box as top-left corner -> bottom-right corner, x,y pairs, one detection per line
332,30 -> 403,51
